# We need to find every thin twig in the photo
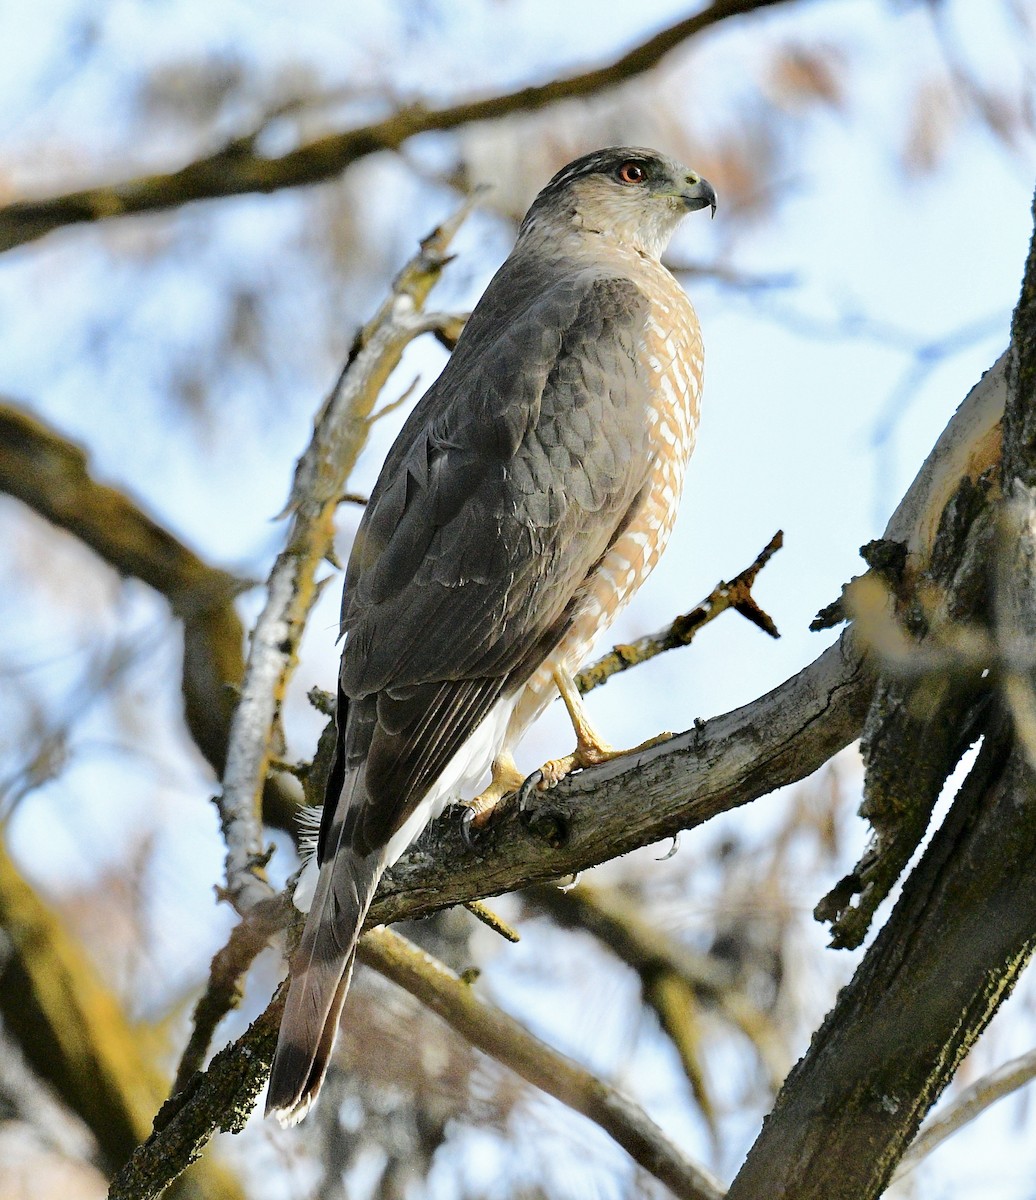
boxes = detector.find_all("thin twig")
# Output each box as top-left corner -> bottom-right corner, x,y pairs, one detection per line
359,928 -> 725,1200
463,900 -> 521,943
217,198 -> 479,913
575,531 -> 782,696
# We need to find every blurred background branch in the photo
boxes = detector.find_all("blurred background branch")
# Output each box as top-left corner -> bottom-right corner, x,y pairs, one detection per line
0,0 -> 788,254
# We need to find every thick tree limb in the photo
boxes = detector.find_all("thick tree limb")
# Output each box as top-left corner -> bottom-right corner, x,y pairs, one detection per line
359,928 -> 725,1200
725,713 -> 1036,1199
0,0 -> 790,254
814,353 -> 1007,946
725,193 -> 1036,1200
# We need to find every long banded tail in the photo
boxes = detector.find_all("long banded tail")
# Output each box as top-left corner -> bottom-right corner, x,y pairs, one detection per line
266,844 -> 384,1125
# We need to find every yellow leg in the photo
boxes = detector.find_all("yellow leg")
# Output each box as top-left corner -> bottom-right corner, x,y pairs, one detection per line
537,664 -> 674,789
464,752 -> 526,831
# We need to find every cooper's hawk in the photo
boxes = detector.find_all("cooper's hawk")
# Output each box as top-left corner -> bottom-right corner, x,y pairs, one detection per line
267,147 -> 715,1124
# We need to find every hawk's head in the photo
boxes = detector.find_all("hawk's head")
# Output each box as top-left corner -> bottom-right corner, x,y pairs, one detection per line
520,146 -> 716,260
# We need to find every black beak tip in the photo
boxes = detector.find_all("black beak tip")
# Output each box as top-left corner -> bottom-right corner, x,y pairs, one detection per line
683,176 -> 718,218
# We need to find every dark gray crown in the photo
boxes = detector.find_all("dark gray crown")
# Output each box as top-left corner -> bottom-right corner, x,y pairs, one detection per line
522,147 -> 671,223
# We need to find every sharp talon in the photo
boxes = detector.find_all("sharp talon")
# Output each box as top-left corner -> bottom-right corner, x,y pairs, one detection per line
461,806 -> 478,850
656,833 -> 681,861
559,873 -> 581,892
518,770 -> 543,811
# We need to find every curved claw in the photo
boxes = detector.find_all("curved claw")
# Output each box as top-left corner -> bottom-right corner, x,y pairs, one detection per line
656,833 -> 681,861
460,806 -> 479,851
517,769 -> 544,811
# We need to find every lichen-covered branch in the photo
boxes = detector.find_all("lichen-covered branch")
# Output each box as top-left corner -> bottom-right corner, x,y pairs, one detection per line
575,531 -> 782,697
217,200 -> 476,913
358,929 -> 726,1200
0,0 -> 790,254
108,988 -> 286,1200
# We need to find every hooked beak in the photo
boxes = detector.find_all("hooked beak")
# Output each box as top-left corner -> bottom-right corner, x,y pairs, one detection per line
681,175 -> 717,218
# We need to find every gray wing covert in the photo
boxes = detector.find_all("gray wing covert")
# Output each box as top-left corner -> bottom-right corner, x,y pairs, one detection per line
333,268 -> 657,855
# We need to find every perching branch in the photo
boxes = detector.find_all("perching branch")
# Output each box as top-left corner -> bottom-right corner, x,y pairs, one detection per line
372,360 -> 1002,927
217,196 -> 478,913
0,0 -> 790,254
359,928 -> 725,1200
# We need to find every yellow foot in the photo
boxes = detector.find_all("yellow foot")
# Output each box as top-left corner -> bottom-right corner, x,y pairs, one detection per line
462,753 -> 526,839
535,730 -> 675,791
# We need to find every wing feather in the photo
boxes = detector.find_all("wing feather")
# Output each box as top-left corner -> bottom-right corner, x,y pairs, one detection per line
336,262 -> 656,852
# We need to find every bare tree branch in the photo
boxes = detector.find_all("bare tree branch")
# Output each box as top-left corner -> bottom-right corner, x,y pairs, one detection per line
359,928 -> 726,1200
373,628 -> 870,928
0,0 -> 792,254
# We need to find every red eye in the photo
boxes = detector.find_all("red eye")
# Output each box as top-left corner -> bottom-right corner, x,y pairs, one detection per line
617,161 -> 647,185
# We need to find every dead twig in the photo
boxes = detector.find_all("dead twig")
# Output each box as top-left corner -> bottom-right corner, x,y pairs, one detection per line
575,531 -> 782,696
